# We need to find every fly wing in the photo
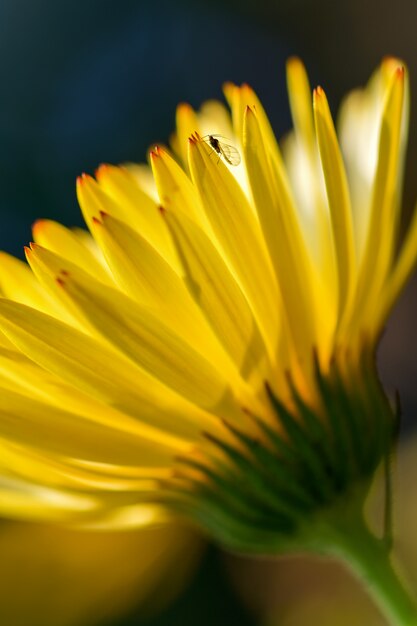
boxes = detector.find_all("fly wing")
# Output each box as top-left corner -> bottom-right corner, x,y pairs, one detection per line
219,142 -> 241,166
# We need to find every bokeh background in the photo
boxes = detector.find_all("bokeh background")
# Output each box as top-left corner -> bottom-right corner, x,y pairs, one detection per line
1,1 -> 417,625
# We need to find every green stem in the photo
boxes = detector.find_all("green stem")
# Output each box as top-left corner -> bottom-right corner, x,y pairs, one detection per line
323,515 -> 417,626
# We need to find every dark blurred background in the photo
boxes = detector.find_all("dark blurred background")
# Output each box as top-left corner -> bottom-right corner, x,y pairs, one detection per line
1,1 -> 417,625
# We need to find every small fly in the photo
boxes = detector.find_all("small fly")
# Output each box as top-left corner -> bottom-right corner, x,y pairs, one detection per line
203,134 -> 241,166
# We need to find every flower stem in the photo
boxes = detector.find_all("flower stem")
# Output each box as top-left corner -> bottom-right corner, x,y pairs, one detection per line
326,515 -> 417,626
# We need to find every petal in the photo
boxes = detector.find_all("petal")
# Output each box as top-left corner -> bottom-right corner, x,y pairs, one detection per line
0,251 -> 61,315
25,245 -> 89,330
377,203 -> 417,329
77,172 -> 180,273
0,474 -> 98,522
243,106 -> 329,365
32,219 -> 112,284
25,252 -> 239,417
286,57 -> 316,155
350,65 -> 406,334
338,57 -> 409,259
0,298 -> 208,443
150,145 -> 209,228
285,59 -> 332,266
0,387 -> 170,468
0,438 -> 169,493
198,100 -> 234,138
162,206 -> 271,385
314,86 -> 356,319
124,161 -> 159,202
29,242 -> 243,410
187,134 -> 280,361
175,102 -> 201,166
0,350 -> 179,463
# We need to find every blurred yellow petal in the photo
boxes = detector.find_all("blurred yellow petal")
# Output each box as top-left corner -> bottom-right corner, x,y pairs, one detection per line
350,65 -> 406,336
286,57 -> 316,156
175,102 -> 201,166
377,203 -> 417,328
0,520 -> 202,626
124,161 -> 159,202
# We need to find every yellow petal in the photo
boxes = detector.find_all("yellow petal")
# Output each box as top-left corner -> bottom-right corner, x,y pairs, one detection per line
314,86 -> 356,320
29,241 -> 242,411
162,205 -> 271,385
187,134 -> 280,362
286,57 -> 316,155
243,106 -> 325,365
0,518 -> 201,626
175,102 -> 201,166
377,203 -> 417,330
0,387 -> 170,468
0,474 -> 98,522
0,298 -> 206,444
198,100 -> 234,138
0,251 -> 60,315
150,145 -> 209,228
90,212 -> 240,371
77,172 -> 180,273
350,65 -> 406,335
25,244 -> 90,330
0,350 -> 179,464
25,253 -> 237,417
124,161 -> 159,202
0,437 -> 170,493
32,219 -> 112,284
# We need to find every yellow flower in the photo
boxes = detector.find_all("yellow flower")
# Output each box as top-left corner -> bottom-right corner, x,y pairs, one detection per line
0,57 -> 415,552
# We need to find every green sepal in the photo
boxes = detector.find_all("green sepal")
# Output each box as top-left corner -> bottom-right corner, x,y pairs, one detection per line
167,351 -> 396,554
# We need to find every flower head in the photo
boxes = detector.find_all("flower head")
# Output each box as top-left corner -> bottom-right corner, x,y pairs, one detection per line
0,58 -> 416,551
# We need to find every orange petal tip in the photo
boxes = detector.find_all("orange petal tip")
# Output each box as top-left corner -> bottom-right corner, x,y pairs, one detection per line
95,163 -> 110,179
31,219 -> 45,233
177,102 -> 193,114
150,146 -> 163,160
76,173 -> 90,186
